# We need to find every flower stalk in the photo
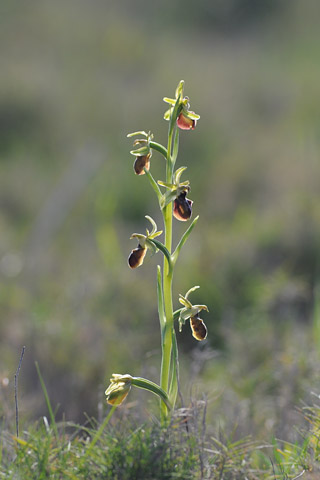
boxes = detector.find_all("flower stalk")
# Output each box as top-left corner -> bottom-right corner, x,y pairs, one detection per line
105,81 -> 208,422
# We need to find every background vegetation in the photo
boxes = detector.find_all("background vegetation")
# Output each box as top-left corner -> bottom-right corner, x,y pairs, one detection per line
1,0 -> 320,459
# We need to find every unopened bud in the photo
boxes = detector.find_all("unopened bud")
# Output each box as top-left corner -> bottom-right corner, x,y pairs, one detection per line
105,374 -> 132,406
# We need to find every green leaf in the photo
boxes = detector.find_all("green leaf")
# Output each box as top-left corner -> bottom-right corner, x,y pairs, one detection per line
144,168 -> 162,203
149,239 -> 172,269
168,330 -> 179,408
35,362 -> 58,440
172,215 -> 199,265
131,377 -> 172,410
149,141 -> 168,159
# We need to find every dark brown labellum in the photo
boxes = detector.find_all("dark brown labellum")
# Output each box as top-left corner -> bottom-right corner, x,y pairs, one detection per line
128,245 -> 147,269
190,316 -> 207,341
173,192 -> 193,221
133,154 -> 151,175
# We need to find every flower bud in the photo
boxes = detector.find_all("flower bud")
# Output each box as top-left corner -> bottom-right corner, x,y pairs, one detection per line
133,153 -> 151,175
105,374 -> 132,406
173,191 -> 193,221
177,112 -> 197,130
128,245 -> 147,269
190,315 -> 207,341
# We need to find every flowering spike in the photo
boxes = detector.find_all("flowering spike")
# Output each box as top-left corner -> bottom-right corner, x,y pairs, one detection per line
163,81 -> 200,130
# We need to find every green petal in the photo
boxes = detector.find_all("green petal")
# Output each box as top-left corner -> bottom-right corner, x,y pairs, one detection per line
130,145 -> 150,156
163,97 -> 176,105
186,111 -> 200,120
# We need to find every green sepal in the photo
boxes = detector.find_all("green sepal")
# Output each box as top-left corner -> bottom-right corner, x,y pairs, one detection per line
185,285 -> 200,300
130,145 -> 150,156
145,215 -> 158,236
173,166 -> 188,184
127,131 -> 148,138
158,180 -> 174,189
175,80 -> 185,100
164,108 -> 173,121
173,308 -> 183,322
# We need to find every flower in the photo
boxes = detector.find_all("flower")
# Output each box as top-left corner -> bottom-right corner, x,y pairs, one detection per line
158,166 -> 193,220
173,190 -> 193,221
128,131 -> 153,175
105,374 -> 172,409
163,80 -> 200,130
178,286 -> 208,341
190,315 -> 207,341
105,374 -> 132,406
128,216 -> 162,269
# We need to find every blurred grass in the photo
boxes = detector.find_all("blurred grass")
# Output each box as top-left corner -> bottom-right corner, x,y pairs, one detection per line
0,0 -> 320,447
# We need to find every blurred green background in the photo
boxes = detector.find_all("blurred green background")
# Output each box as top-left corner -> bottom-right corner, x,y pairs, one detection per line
1,0 -> 320,440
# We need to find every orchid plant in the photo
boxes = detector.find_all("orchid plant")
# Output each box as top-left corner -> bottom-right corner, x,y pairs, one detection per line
105,81 -> 208,422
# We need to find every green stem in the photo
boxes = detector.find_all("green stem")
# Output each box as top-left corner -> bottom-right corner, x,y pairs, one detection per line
160,117 -> 178,422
